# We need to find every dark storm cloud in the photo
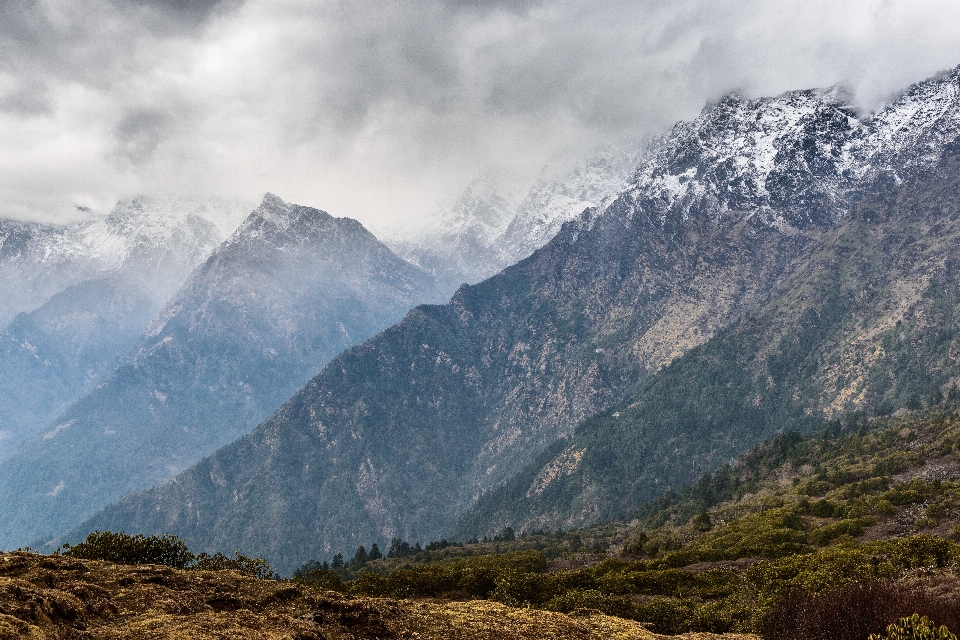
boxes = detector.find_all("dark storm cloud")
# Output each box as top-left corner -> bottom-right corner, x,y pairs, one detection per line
3,0 -> 960,225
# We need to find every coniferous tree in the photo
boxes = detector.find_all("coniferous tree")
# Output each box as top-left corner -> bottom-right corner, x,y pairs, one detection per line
351,545 -> 368,568
387,538 -> 412,558
368,543 -> 383,561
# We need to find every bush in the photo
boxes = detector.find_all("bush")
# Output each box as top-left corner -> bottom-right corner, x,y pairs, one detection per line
622,531 -> 649,556
544,589 -> 640,619
60,531 -> 275,578
869,614 -> 958,640
292,568 -> 346,592
61,531 -> 194,568
892,536 -> 955,569
809,518 -> 871,546
636,597 -> 697,635
761,582 -> 960,640
194,551 -> 276,579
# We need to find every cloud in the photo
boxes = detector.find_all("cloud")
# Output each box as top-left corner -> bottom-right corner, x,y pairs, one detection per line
2,0 -> 960,227
113,108 -> 175,166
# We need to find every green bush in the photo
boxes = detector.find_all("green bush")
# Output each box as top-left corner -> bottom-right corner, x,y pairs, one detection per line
544,589 -> 639,619
892,536 -> 955,569
636,597 -> 697,635
809,518 -> 872,546
292,568 -> 346,591
869,614 -> 958,640
194,551 -> 276,579
597,568 -> 696,596
61,531 -> 194,568
60,530 -> 276,578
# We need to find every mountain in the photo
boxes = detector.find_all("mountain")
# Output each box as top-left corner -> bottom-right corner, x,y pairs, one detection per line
0,194 -> 440,548
446,68 -> 960,537
453,140 -> 960,537
496,142 -> 650,267
68,67 -> 960,575
0,197 -> 248,328
0,197 -> 251,460
385,173 -> 519,294
384,144 -> 648,296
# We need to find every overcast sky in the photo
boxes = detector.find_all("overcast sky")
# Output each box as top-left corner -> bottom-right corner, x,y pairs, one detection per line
3,0 -> 960,229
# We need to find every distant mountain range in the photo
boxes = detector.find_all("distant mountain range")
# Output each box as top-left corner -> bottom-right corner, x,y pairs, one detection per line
0,194 -> 441,548
0,197 -> 251,460
66,66 -> 960,575
383,143 -> 647,295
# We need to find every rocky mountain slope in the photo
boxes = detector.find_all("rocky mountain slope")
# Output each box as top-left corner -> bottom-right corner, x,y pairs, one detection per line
68,66 -> 960,575
0,194 -> 439,549
454,143 -> 960,536
0,198 -> 251,461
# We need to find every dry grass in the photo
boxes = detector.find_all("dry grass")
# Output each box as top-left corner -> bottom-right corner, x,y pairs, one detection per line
0,551 -> 757,640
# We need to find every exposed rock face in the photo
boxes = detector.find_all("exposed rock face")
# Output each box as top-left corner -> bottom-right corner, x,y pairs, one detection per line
72,66 -> 960,574
0,194 -> 439,549
0,197 -> 251,461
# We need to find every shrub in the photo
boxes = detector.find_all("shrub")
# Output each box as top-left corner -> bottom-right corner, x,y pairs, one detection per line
636,597 -> 697,635
490,569 -> 562,607
809,518 -> 871,546
61,531 -> 194,568
194,551 -> 276,579
892,536 -> 955,569
544,589 -> 640,619
597,568 -> 696,596
60,531 -> 275,578
761,582 -> 960,640
622,531 -> 649,556
292,568 -> 346,592
350,571 -> 390,597
643,530 -> 683,556
869,614 -> 958,640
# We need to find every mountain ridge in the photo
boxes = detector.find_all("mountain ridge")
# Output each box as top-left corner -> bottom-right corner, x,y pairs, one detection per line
0,194 -> 440,548
64,65 -> 960,574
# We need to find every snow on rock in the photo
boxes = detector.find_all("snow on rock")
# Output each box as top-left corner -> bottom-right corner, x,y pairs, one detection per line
0,196 -> 252,327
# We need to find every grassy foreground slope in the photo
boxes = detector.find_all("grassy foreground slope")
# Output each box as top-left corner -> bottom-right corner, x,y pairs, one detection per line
294,407 -> 960,637
0,550 -> 751,640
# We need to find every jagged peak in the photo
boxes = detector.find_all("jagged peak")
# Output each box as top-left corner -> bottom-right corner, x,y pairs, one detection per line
233,193 -> 332,240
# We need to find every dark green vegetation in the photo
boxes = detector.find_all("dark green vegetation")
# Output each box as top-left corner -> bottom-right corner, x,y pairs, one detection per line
59,530 -> 276,579
288,409 -> 960,637
0,194 -> 441,550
